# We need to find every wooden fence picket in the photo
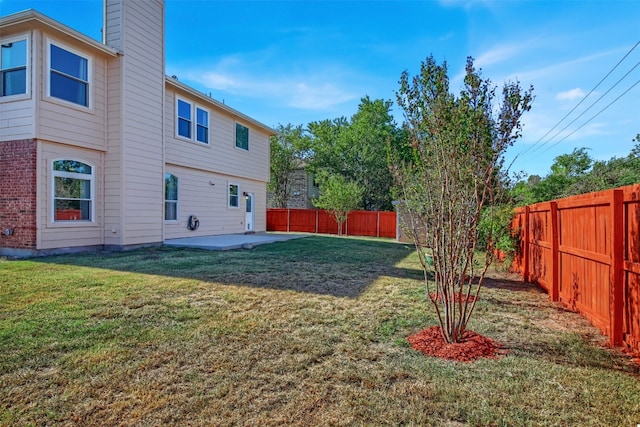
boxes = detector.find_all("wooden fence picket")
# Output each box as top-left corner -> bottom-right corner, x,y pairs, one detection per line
512,185 -> 640,352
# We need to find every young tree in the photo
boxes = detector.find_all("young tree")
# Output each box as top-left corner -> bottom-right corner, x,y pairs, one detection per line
390,55 -> 533,343
268,123 -> 311,208
312,171 -> 364,236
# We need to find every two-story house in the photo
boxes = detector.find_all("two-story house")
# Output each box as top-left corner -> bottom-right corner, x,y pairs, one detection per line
0,0 -> 275,257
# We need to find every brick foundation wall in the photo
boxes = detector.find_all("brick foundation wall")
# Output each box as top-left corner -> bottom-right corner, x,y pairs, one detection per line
0,139 -> 37,249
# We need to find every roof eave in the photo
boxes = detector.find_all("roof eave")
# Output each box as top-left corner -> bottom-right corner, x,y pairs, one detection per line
0,9 -> 119,57
165,76 -> 277,136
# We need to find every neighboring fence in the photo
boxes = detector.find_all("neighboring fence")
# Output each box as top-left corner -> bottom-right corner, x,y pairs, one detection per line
511,184 -> 640,352
267,208 -> 397,239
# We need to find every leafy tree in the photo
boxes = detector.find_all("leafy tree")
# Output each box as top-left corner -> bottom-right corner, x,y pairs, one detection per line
307,97 -> 400,211
268,123 -> 311,208
341,97 -> 400,210
307,117 -> 349,174
514,141 -> 640,204
510,174 -> 541,206
390,55 -> 533,344
312,171 -> 364,235
532,147 -> 593,201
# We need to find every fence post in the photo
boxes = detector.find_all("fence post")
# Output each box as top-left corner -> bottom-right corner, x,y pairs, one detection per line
523,206 -> 530,283
315,209 -> 318,234
287,209 -> 290,232
550,201 -> 559,302
610,189 -> 624,346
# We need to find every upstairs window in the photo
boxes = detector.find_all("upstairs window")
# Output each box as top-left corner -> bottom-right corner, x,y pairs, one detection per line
165,173 -> 178,221
1,37 -> 28,97
235,123 -> 249,150
196,107 -> 209,144
177,99 -> 192,139
176,98 -> 210,145
52,160 -> 94,222
49,42 -> 90,107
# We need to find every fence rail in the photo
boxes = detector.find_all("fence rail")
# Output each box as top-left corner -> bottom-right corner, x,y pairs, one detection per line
511,184 -> 639,352
267,208 -> 397,239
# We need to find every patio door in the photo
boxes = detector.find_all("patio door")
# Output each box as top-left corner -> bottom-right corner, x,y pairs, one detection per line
245,192 -> 254,232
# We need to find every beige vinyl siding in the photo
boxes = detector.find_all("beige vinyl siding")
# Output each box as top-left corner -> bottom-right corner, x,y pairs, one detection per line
37,36 -> 108,151
117,0 -> 164,246
103,0 -> 122,49
38,141 -> 103,249
163,165 -> 266,240
103,55 -> 122,246
0,101 -> 35,140
164,89 -> 270,183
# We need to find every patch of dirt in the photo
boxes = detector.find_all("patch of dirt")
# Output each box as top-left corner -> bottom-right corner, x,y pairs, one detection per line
408,326 -> 506,362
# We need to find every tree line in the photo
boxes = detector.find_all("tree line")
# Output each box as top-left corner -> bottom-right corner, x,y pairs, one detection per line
268,96 -> 404,213
510,137 -> 640,206
270,107 -> 640,213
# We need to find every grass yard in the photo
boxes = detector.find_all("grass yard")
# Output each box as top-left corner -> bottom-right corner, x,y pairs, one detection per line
1,235 -> 639,426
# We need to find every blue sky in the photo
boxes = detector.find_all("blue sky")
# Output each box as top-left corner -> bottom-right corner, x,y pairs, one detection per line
2,0 -> 639,177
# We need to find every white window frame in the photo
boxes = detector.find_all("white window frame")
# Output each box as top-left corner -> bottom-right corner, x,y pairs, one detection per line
51,159 -> 95,224
0,34 -> 30,99
46,39 -> 92,109
228,182 -> 240,209
165,173 -> 179,222
176,97 -> 210,145
176,97 -> 192,140
235,122 -> 249,151
195,105 -> 209,144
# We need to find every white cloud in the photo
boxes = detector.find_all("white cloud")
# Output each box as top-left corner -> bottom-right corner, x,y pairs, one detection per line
197,72 -> 238,92
556,88 -> 586,101
173,56 -> 360,112
289,82 -> 356,110
474,43 -> 523,68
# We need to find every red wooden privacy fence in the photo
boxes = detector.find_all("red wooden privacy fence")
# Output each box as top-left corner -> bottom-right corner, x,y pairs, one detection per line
267,208 -> 397,239
511,184 -> 640,352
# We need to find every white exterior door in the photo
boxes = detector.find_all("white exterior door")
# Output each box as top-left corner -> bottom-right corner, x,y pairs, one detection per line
245,193 -> 254,232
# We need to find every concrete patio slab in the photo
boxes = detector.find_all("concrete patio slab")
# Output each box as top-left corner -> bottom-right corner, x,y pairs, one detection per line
163,232 -> 309,251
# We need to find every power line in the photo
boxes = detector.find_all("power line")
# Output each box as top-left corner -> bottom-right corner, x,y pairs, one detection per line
531,58 -> 640,152
538,77 -> 640,154
515,40 -> 640,159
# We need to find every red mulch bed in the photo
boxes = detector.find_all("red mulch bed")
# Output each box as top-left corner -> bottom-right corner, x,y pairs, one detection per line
429,292 -> 476,303
407,326 -> 505,362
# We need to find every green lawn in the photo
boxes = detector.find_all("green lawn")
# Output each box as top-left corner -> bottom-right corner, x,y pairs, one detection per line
1,235 -> 639,426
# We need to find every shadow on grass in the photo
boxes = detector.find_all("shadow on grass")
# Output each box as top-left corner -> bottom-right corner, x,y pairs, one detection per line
477,277 -> 640,375
482,276 -> 545,293
505,332 -> 640,376
31,235 -> 424,298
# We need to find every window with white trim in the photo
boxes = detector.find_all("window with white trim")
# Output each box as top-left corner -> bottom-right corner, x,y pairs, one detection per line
228,183 -> 239,208
176,97 -> 210,145
52,160 -> 94,222
196,107 -> 209,144
165,173 -> 178,221
48,42 -> 90,107
1,36 -> 28,97
177,99 -> 192,139
235,123 -> 249,150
